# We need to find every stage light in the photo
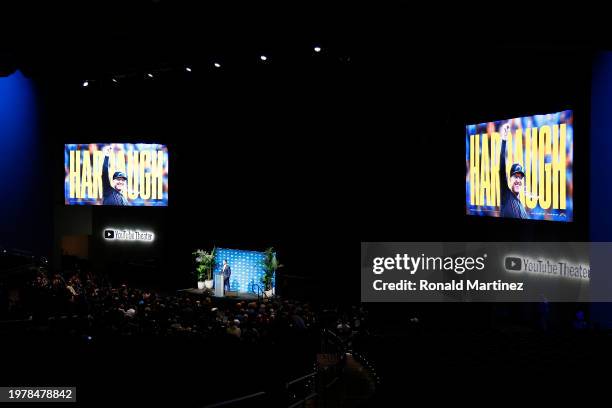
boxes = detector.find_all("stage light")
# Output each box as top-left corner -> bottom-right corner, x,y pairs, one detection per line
185,67 -> 192,72
82,81 -> 89,87
213,62 -> 221,68
260,55 -> 268,61
112,78 -> 118,83
314,46 -> 321,53
147,73 -> 153,78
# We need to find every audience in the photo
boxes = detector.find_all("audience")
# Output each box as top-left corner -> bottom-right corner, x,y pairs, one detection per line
21,269 -> 332,345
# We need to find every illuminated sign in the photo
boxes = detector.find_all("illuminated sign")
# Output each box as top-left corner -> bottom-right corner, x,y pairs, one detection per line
503,255 -> 589,281
103,228 -> 155,242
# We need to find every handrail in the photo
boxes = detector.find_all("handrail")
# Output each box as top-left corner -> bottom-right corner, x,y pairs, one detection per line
288,392 -> 318,408
201,391 -> 266,408
286,372 -> 316,387
0,317 -> 32,324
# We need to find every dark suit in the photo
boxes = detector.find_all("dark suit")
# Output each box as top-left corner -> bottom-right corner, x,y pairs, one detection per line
499,140 -> 529,219
102,156 -> 128,206
222,265 -> 231,292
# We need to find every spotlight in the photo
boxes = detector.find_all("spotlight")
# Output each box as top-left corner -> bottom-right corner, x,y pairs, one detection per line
112,78 -> 118,83
260,55 -> 268,61
314,46 -> 321,53
213,62 -> 221,68
185,67 -> 192,72
147,73 -> 153,78
82,81 -> 89,87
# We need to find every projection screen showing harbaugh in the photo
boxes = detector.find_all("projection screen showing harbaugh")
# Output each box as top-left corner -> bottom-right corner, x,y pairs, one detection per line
65,143 -> 169,206
465,110 -> 573,222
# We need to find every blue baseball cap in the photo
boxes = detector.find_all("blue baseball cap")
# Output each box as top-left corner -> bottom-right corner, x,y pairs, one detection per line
510,163 -> 525,178
113,171 -> 127,180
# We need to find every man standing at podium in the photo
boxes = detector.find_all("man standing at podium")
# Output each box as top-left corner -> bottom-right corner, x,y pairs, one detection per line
222,259 -> 231,293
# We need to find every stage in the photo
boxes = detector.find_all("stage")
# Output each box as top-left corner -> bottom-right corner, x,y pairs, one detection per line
178,288 -> 261,301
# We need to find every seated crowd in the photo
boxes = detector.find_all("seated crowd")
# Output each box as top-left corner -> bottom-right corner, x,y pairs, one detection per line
19,269 -> 361,346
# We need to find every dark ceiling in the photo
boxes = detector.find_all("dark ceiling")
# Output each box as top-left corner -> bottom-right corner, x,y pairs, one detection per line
0,1 -> 360,79
2,2 -> 610,80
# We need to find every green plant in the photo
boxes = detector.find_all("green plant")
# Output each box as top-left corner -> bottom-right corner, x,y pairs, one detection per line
193,247 -> 216,281
260,247 -> 282,290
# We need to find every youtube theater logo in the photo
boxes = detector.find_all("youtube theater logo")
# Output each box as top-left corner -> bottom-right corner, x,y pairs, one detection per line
505,257 -> 522,271
503,254 -> 589,280
103,228 -> 155,242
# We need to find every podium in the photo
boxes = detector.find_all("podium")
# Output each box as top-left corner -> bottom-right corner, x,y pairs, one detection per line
214,274 -> 224,297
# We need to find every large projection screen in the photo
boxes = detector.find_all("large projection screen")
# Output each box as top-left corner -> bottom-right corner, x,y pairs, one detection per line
65,143 -> 169,206
466,110 -> 573,222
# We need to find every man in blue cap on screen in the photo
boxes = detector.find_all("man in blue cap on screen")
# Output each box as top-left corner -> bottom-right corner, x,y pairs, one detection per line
499,123 -> 528,219
102,145 -> 129,206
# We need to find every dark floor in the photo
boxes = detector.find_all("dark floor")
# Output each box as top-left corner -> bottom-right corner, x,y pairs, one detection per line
360,328 -> 612,405
0,330 -> 314,407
